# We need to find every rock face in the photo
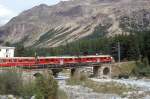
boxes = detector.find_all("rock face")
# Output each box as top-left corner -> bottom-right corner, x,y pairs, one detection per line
0,0 -> 150,47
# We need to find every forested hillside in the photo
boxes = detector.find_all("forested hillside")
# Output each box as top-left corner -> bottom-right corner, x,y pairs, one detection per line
13,31 -> 150,63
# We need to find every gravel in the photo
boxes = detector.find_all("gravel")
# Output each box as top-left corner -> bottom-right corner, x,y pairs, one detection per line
91,78 -> 150,91
58,77 -> 121,99
57,74 -> 150,99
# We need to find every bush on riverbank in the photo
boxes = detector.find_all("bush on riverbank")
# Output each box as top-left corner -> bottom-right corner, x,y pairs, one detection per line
132,59 -> 150,77
0,71 -> 23,96
0,70 -> 68,99
34,72 -> 58,99
112,61 -> 136,78
112,61 -> 150,78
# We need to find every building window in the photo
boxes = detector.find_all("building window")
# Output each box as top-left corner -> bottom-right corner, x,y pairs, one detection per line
6,49 -> 9,52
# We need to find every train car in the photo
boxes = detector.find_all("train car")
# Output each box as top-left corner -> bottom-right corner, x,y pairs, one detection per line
0,55 -> 113,67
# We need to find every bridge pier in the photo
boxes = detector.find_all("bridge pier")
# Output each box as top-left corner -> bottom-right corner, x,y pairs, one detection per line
71,68 -> 80,78
93,63 -> 112,79
93,66 -> 100,77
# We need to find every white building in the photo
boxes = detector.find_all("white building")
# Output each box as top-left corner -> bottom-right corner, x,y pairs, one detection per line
0,47 -> 15,58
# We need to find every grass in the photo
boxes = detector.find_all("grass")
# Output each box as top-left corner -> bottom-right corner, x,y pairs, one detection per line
67,78 -> 134,95
112,61 -> 137,77
58,89 -> 68,99
66,73 -> 134,96
112,61 -> 150,78
61,69 -> 70,74
84,80 -> 133,95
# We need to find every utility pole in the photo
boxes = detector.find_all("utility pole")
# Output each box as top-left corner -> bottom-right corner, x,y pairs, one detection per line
65,39 -> 69,55
118,42 -> 121,66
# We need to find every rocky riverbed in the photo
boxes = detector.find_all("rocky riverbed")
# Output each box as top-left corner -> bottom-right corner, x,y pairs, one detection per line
57,74 -> 150,99
1,73 -> 150,99
58,80 -> 121,99
91,78 -> 150,91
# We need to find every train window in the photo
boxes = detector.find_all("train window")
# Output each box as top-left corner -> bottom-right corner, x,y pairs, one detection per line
18,60 -> 22,62
75,58 -> 79,61
50,59 -> 54,61
46,59 -> 49,62
66,59 -> 69,61
13,59 -> 17,62
87,58 -> 91,60
25,59 -> 28,61
29,59 -> 33,62
53,59 -> 57,62
31,59 -> 35,62
39,59 -> 42,62
54,59 -> 58,62
6,59 -> 8,62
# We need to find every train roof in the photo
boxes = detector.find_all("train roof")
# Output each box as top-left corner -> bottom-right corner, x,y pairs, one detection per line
0,55 -> 111,59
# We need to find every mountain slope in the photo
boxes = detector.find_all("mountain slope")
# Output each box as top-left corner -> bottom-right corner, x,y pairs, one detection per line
0,0 -> 150,47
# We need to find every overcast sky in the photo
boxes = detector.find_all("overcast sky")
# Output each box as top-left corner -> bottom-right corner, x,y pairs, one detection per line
0,0 -> 69,25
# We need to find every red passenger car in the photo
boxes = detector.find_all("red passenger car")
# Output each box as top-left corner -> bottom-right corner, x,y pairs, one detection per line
0,55 -> 112,67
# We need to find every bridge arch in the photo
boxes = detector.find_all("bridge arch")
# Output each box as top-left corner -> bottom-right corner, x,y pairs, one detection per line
103,67 -> 110,75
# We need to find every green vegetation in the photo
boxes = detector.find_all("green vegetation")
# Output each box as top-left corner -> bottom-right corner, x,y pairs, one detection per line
0,71 -> 23,96
33,27 -> 71,46
0,71 -> 35,98
85,80 -> 133,95
112,60 -> 150,78
34,72 -> 58,99
112,61 -> 137,77
132,59 -> 150,77
67,73 -> 134,96
86,23 -> 112,39
38,29 -> 56,43
57,89 -> 68,99
0,71 -> 67,99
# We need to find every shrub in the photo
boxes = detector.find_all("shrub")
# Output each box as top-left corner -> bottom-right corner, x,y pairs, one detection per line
0,70 -> 61,99
20,81 -> 35,99
132,60 -> 150,77
0,71 -> 22,96
34,72 -> 58,99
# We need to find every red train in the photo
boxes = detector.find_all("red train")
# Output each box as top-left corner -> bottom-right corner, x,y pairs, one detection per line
0,55 -> 112,67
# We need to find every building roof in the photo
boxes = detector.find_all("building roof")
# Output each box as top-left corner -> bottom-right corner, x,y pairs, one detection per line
0,46 -> 15,49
